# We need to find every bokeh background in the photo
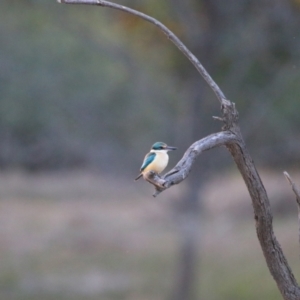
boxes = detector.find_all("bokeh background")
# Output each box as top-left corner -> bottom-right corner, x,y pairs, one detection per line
1,0 -> 300,299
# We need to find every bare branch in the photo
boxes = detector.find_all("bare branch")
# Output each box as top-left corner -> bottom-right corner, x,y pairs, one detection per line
212,116 -> 224,122
284,171 -> 300,206
226,131 -> 300,299
284,171 -> 300,253
143,131 -> 238,197
58,0 -> 227,104
57,2 -> 300,298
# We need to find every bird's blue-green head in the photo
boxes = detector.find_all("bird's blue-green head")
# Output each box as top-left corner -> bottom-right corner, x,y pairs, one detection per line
151,142 -> 177,151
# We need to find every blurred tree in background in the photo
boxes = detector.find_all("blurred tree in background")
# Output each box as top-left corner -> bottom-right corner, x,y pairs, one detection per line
0,0 -> 178,172
1,0 -> 300,173
1,1 -> 300,300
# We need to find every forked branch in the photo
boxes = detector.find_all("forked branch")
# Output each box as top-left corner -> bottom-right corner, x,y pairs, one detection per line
58,1 -> 300,299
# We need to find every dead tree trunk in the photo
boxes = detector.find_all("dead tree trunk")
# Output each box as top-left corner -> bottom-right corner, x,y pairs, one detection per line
58,1 -> 300,299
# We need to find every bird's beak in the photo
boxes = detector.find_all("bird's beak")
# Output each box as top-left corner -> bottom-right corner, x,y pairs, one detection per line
166,146 -> 177,151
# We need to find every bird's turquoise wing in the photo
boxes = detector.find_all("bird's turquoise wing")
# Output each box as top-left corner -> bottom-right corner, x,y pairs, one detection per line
140,152 -> 156,171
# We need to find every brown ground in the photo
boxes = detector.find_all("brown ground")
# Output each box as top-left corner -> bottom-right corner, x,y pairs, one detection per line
0,170 -> 299,300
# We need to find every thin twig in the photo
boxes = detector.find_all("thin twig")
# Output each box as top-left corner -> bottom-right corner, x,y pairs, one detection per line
284,171 -> 300,205
284,171 -> 300,251
58,0 -> 227,104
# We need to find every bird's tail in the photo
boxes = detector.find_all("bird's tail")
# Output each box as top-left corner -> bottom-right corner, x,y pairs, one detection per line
135,173 -> 142,181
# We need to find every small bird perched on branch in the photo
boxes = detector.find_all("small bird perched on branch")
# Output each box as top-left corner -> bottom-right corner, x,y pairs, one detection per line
135,142 -> 177,181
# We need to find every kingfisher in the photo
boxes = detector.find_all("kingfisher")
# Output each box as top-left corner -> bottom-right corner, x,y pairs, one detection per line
135,142 -> 177,181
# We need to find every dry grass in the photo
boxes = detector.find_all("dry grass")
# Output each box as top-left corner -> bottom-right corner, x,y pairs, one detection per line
0,170 -> 299,300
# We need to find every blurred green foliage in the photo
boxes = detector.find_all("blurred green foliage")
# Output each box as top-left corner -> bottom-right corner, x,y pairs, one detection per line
1,0 -> 300,173
0,0 -> 178,172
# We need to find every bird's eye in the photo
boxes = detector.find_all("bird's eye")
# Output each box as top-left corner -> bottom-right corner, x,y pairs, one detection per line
159,146 -> 164,149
